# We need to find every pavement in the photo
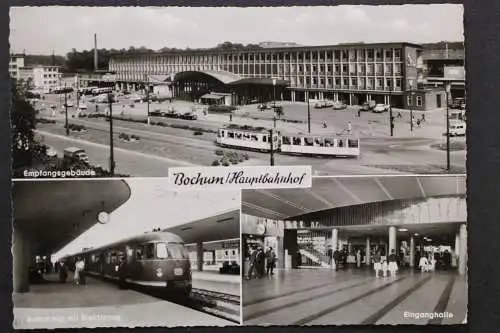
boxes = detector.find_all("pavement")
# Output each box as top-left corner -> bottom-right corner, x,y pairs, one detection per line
243,268 -> 467,325
31,94 -> 466,177
192,271 -> 240,296
13,274 -> 233,329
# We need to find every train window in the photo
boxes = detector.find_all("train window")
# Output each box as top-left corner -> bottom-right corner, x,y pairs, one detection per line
235,133 -> 243,139
324,138 -> 334,147
293,137 -> 301,145
135,245 -> 144,260
338,139 -> 344,148
167,244 -> 189,259
145,243 -> 155,259
228,132 -> 235,138
282,136 -> 291,145
106,252 -> 111,264
251,135 -> 258,141
156,243 -> 169,259
314,138 -> 323,146
262,136 -> 267,142
304,138 -> 314,146
348,139 -> 359,148
110,252 -> 117,264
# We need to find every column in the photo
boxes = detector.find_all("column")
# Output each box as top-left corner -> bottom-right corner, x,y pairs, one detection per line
349,93 -> 353,105
366,93 -> 370,103
388,226 -> 397,254
13,226 -> 30,293
455,233 -> 460,257
365,236 -> 371,267
196,242 -> 203,272
458,224 -> 467,275
277,236 -> 285,269
319,92 -> 324,100
409,236 -> 415,268
331,228 -> 338,251
334,92 -> 339,101
291,91 -> 296,102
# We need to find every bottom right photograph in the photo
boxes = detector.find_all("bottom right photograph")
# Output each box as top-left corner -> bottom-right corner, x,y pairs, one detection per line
240,175 -> 467,326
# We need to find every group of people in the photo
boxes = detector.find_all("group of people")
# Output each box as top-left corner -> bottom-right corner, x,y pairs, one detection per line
58,257 -> 86,285
418,250 -> 453,272
246,247 -> 277,280
373,249 -> 400,278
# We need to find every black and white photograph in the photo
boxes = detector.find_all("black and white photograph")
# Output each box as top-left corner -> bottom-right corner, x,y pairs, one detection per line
10,5 -> 465,178
12,179 -> 241,329
241,175 -> 467,325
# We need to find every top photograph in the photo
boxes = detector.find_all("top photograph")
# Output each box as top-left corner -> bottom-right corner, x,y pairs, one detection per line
9,5 -> 465,178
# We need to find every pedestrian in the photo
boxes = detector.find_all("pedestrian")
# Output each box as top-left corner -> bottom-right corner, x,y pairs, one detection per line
229,113 -> 233,122
358,108 -> 361,117
333,249 -> 340,270
388,249 -> 398,278
256,248 -> 265,278
247,248 -> 257,280
266,247 -> 276,275
59,261 -> 68,283
373,251 -> 382,278
322,120 -> 327,128
419,255 -> 429,272
416,118 -> 421,127
421,113 -> 426,123
356,249 -> 361,268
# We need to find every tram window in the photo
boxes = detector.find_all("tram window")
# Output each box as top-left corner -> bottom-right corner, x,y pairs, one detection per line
145,243 -> 155,259
105,252 -> 111,264
156,243 -> 168,259
262,136 -> 267,142
314,138 -> 323,146
228,132 -> 235,139
167,244 -> 190,259
324,138 -> 334,147
348,139 -> 359,148
338,139 -> 344,148
235,133 -> 243,139
304,138 -> 314,146
293,137 -> 301,145
135,245 -> 144,260
251,135 -> 258,141
282,136 -> 291,145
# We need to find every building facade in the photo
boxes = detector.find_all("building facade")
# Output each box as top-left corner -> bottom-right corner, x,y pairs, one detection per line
9,54 -> 25,80
32,66 -> 63,93
109,42 -> 425,108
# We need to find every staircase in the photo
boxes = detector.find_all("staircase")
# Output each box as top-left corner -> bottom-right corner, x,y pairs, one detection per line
299,248 -> 331,268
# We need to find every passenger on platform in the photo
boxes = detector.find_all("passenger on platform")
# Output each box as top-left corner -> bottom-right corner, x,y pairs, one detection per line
265,247 -> 276,275
381,258 -> 388,278
59,261 -> 68,283
256,248 -> 265,278
247,248 -> 257,280
373,251 -> 382,278
419,255 -> 429,272
333,249 -> 340,271
388,249 -> 398,278
229,113 -> 233,122
443,250 -> 452,270
74,257 -> 85,285
356,250 -> 361,268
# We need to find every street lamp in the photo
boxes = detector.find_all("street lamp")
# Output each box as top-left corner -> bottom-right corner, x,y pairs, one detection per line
272,78 -> 277,129
107,91 -> 115,176
64,83 -> 69,136
389,82 -> 394,137
445,82 -> 451,171
410,91 -> 415,132
269,129 -> 275,166
145,75 -> 151,125
307,90 -> 311,134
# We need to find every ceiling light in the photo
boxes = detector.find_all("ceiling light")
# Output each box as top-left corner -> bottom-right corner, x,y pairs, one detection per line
414,233 -> 419,236
398,228 -> 408,232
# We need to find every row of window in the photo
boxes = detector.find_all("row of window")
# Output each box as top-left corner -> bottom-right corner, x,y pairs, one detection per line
407,95 -> 424,107
43,74 -> 60,78
89,242 -> 189,265
110,48 -> 404,65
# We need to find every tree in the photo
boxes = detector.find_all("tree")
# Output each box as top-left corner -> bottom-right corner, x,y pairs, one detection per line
11,79 -> 41,169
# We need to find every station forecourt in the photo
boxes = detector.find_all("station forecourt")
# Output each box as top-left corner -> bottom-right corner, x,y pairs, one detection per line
240,175 -> 467,325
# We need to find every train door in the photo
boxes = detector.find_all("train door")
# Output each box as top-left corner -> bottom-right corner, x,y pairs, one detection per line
130,244 -> 145,281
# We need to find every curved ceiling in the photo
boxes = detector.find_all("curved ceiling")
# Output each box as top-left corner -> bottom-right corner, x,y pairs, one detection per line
13,180 -> 131,255
242,175 -> 466,220
173,70 -> 241,84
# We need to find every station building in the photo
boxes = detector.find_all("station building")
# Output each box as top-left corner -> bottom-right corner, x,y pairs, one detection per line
241,175 -> 467,276
107,42 -> 446,110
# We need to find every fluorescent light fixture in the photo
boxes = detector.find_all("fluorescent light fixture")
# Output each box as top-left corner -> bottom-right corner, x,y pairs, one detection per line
414,233 -> 419,236
398,228 -> 408,232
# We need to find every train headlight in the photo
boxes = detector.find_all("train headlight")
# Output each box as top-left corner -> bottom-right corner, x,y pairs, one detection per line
156,268 -> 163,278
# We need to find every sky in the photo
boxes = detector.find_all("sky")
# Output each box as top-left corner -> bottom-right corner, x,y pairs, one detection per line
10,5 -> 464,56
53,178 -> 240,260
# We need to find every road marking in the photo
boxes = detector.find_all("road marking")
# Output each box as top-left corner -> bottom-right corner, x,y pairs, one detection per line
35,130 -> 197,166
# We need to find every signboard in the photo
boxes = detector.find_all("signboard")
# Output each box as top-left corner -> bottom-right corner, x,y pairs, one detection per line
444,66 -> 465,80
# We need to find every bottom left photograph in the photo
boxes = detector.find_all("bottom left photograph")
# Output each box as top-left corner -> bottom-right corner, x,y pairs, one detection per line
12,178 -> 241,329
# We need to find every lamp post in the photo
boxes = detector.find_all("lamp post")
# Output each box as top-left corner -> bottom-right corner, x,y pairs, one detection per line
145,75 -> 151,125
445,83 -> 451,171
389,82 -> 394,137
269,129 -> 275,166
108,91 -> 115,176
307,90 -> 311,134
272,78 -> 277,129
64,83 -> 69,136
410,91 -> 415,132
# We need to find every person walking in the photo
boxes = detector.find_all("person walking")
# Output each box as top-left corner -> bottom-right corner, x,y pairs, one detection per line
347,121 -> 352,135
256,248 -> 265,278
333,249 -> 340,271
356,249 -> 361,268
247,248 -> 257,280
388,249 -> 399,278
373,251 -> 382,278
266,247 -> 277,275
59,261 -> 68,283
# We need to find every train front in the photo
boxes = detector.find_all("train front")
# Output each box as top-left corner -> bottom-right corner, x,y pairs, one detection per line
155,235 -> 192,295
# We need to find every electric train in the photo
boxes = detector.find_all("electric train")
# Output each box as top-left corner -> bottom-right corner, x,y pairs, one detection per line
216,127 -> 360,157
63,231 -> 192,295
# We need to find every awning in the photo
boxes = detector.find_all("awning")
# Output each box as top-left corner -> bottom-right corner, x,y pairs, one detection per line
227,78 -> 290,86
201,93 -> 226,100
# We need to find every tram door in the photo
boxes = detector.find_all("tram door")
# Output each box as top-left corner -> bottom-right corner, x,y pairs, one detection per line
297,230 -> 332,268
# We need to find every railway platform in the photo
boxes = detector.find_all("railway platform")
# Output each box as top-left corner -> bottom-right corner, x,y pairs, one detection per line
192,271 -> 240,296
13,274 -> 234,329
243,268 -> 467,325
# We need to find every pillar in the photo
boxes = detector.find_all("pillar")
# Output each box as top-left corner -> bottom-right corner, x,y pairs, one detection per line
291,91 -> 296,102
277,236 -> 285,269
331,228 -> 338,269
196,242 -> 203,272
319,92 -> 324,100
409,236 -> 415,267
334,92 -> 339,102
349,93 -> 353,105
455,233 -> 460,257
458,224 -> 467,275
365,236 -> 371,267
13,226 -> 30,293
388,226 -> 397,254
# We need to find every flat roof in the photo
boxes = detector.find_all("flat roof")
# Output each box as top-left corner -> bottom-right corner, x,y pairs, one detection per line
110,42 -> 422,59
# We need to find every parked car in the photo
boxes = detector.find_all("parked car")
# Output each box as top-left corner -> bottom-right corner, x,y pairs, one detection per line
45,146 -> 58,157
314,100 -> 334,109
332,101 -> 347,110
63,147 -> 89,164
372,104 -> 389,113
149,109 -> 162,116
257,103 -> 273,111
78,104 -> 88,111
180,112 -> 198,120
64,101 -> 74,107
448,120 -> 466,136
449,98 -> 465,109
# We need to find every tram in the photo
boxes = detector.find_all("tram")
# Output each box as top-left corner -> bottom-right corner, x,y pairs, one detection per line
216,127 -> 360,157
63,231 -> 192,296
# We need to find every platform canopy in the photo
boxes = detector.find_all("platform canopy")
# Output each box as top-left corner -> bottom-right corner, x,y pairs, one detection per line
174,70 -> 241,84
163,209 -> 240,244
13,180 -> 131,255
227,77 -> 290,86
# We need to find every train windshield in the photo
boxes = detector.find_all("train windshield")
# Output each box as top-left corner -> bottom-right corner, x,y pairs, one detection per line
156,243 -> 169,259
167,244 -> 190,260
